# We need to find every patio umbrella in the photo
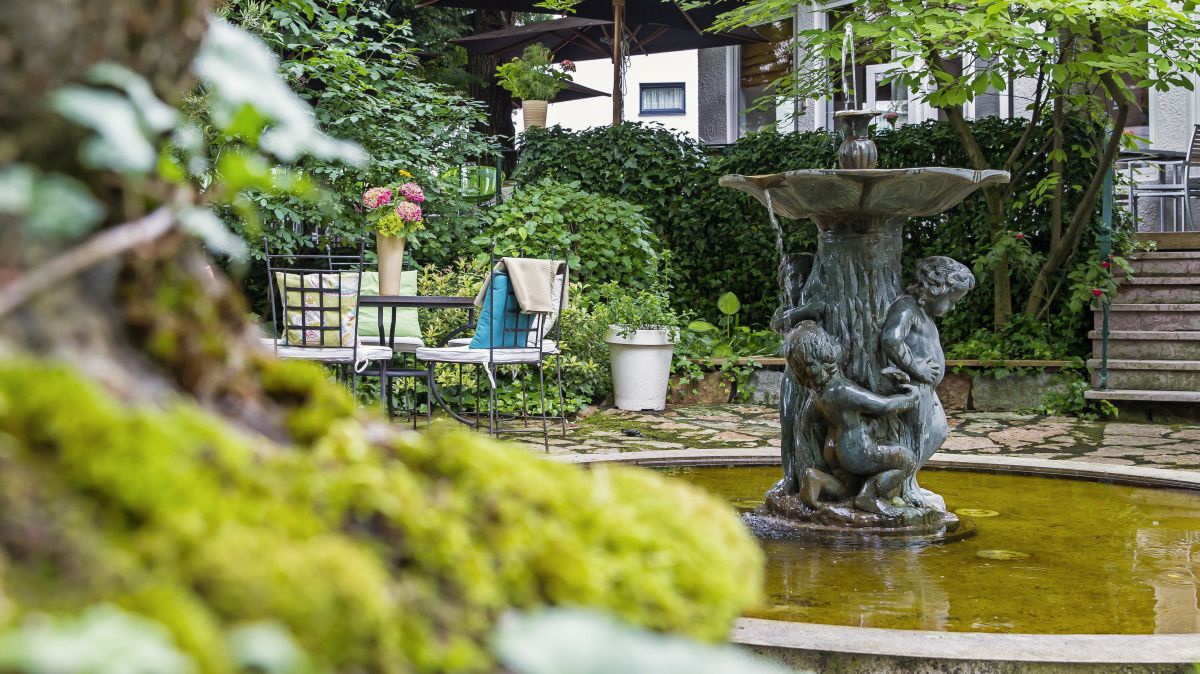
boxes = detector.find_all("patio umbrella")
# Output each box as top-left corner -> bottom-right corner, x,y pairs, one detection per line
421,0 -> 761,124
452,16 -> 759,63
513,79 -> 611,106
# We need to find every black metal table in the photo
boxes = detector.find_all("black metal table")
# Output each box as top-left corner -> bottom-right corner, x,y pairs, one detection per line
358,295 -> 476,423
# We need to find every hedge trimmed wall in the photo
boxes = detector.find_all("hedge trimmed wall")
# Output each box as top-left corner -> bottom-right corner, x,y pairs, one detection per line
514,120 -> 1106,357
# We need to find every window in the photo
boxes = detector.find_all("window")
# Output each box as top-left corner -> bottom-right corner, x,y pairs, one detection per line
640,83 -> 686,115
740,19 -> 794,134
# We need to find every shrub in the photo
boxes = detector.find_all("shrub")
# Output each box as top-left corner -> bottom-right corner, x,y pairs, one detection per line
0,360 -> 763,674
478,179 -> 664,297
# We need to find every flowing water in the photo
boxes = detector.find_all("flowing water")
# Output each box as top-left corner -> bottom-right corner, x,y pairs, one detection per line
762,191 -> 792,308
662,465 -> 1200,634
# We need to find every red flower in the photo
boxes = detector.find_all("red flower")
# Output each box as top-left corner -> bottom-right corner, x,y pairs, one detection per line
1092,288 -> 1103,297
1100,260 -> 1111,270
560,60 -> 576,72
1014,232 -> 1026,239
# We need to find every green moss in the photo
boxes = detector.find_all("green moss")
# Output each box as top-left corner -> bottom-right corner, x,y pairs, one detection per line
0,360 -> 763,674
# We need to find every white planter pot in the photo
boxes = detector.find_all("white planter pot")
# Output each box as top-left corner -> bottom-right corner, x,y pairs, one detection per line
606,325 -> 675,411
522,100 -> 548,130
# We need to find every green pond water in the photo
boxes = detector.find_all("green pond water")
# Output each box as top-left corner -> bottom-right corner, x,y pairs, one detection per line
661,466 -> 1200,634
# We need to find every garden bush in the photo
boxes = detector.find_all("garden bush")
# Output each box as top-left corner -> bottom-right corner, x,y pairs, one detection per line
478,179 -> 664,296
0,360 -> 763,674
515,120 -> 1124,360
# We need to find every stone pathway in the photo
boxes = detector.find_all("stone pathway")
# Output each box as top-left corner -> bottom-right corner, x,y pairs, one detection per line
530,404 -> 1200,471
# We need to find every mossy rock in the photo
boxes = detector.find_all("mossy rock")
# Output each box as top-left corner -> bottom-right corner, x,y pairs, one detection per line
0,360 -> 763,673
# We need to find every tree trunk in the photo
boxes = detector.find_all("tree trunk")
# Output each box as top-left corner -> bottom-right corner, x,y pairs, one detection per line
466,10 -> 516,167
942,104 -> 1013,326
0,0 -> 296,440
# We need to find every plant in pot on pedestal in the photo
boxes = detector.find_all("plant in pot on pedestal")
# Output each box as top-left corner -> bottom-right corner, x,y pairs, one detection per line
362,179 -> 426,295
599,284 -> 681,411
495,44 -> 575,131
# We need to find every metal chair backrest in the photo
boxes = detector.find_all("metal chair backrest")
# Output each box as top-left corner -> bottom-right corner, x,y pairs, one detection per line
264,236 -> 366,359
483,245 -> 568,359
1187,124 -> 1200,169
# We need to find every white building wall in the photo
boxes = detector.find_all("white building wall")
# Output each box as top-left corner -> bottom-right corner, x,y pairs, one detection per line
514,50 -> 700,137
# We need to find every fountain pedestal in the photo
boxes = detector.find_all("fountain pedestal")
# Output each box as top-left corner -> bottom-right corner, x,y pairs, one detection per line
721,130 -> 1008,543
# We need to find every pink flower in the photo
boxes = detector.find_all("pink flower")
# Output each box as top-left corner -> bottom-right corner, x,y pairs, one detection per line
362,187 -> 392,209
560,60 -> 576,72
398,182 -> 425,204
1092,288 -> 1103,297
394,201 -> 423,222
1100,260 -> 1111,270
1014,232 -> 1026,240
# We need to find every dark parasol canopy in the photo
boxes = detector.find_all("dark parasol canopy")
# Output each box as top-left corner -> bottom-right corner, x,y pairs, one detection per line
524,79 -> 611,105
421,0 -> 760,124
451,16 -> 759,63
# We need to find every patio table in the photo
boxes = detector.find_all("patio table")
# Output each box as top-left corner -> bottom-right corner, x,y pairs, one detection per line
358,294 -> 476,421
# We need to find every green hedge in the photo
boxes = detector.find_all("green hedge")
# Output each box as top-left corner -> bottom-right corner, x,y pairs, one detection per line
514,120 -> 1108,357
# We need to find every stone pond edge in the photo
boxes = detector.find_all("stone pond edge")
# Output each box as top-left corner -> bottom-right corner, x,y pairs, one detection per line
550,448 -> 1200,665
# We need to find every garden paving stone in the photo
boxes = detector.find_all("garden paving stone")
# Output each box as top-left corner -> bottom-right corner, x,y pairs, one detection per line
538,403 -> 1200,474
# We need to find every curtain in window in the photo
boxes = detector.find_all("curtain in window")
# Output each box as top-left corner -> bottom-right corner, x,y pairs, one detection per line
642,85 -> 684,112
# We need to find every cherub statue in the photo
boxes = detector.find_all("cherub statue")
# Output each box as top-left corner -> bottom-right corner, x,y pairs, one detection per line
881,256 -> 975,507
786,321 -> 920,517
769,254 -> 825,495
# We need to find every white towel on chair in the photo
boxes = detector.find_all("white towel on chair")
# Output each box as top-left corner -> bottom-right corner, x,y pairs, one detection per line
474,257 -> 569,314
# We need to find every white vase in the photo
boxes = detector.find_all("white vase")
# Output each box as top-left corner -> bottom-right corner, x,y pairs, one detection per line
376,233 -> 406,295
522,100 -> 548,130
606,325 -> 675,411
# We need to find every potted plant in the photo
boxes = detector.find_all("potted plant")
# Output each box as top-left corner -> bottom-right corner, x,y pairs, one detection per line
600,284 -> 680,411
495,44 -> 575,130
362,175 -> 426,295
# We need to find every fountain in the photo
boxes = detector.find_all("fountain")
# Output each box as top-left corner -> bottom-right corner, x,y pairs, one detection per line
562,29 -> 1200,669
719,101 -> 1008,542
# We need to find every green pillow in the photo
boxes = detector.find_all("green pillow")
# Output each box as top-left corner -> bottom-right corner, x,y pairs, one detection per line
358,271 -> 421,340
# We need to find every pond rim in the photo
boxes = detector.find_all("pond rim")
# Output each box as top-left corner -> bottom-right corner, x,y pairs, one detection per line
550,448 -> 1200,665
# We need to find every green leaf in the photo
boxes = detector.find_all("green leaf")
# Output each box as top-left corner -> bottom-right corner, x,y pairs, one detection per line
687,320 -> 716,333
717,292 -> 740,316
51,87 -> 157,173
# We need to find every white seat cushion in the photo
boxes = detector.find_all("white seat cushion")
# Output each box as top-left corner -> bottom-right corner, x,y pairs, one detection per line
415,341 -> 557,365
361,335 -> 425,353
261,337 -> 393,363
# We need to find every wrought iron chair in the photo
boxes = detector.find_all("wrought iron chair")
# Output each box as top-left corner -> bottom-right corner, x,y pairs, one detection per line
1127,124 -> 1200,232
263,236 -> 392,393
415,249 -> 567,450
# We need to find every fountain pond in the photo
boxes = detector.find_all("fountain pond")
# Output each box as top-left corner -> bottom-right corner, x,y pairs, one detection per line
662,464 -> 1200,636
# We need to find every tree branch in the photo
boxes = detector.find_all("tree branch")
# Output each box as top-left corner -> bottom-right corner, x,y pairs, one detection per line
0,208 -> 175,319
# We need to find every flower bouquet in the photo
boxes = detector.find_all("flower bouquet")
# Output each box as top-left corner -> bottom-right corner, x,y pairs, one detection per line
363,175 -> 426,295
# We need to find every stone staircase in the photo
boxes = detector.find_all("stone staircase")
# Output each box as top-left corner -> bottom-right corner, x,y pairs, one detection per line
1086,251 -> 1200,407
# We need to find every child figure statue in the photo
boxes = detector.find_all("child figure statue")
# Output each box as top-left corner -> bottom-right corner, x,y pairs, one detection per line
785,321 -> 920,517
769,254 -> 825,496
880,256 -> 975,508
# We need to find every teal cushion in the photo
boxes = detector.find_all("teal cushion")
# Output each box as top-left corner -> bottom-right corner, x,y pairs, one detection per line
470,272 -> 532,349
358,271 -> 421,339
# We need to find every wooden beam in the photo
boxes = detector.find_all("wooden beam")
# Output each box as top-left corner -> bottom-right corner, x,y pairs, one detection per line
612,0 -> 624,125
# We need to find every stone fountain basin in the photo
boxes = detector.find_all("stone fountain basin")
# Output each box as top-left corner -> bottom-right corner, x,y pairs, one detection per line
552,450 -> 1200,673
719,168 -> 1010,220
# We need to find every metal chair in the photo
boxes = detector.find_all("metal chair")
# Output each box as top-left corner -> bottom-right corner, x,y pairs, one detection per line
1128,125 -> 1200,232
263,236 -> 392,393
415,249 -> 568,450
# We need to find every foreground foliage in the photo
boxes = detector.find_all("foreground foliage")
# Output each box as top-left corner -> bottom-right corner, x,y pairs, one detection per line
0,360 -> 763,674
